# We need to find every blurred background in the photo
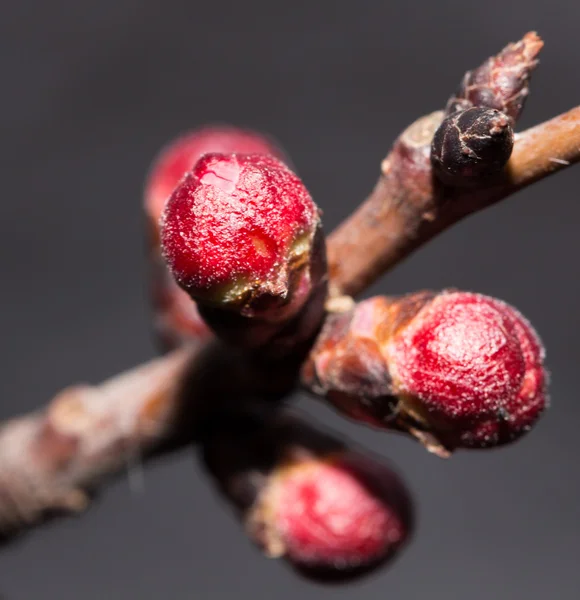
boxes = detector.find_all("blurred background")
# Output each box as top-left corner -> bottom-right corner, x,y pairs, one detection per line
1,0 -> 579,598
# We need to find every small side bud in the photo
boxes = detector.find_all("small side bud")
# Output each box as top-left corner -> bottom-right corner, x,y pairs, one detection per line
303,291 -> 548,454
201,411 -> 413,581
445,31 -> 543,124
431,107 -> 514,186
161,153 -> 326,348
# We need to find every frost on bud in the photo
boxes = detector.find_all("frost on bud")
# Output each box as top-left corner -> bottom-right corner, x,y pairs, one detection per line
161,153 -> 326,348
303,291 -> 548,454
445,32 -> 543,124
201,411 -> 413,581
145,126 -> 285,242
431,107 -> 514,186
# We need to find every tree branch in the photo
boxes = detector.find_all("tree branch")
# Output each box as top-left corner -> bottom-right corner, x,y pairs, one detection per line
0,335 -> 302,544
0,347 -> 199,543
326,106 -> 580,298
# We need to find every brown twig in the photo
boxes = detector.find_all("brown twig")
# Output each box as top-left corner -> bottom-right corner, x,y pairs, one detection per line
0,335 -> 303,543
0,347 -> 197,542
326,106 -> 580,298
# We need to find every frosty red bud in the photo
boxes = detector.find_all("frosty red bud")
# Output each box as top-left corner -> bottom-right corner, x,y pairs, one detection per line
387,291 -> 547,449
304,291 -> 548,453
145,126 -> 283,350
161,153 -> 321,320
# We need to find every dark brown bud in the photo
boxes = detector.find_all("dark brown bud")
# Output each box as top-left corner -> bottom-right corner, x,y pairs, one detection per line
431,107 -> 514,186
445,32 -> 543,124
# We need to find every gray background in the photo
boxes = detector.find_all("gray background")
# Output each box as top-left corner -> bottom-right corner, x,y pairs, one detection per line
1,0 -> 579,598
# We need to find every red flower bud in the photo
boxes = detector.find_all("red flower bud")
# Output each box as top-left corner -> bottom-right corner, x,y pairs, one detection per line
303,291 -> 548,454
144,126 -> 287,350
255,453 -> 410,578
202,411 -> 412,581
161,153 -> 322,324
386,291 -> 547,449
